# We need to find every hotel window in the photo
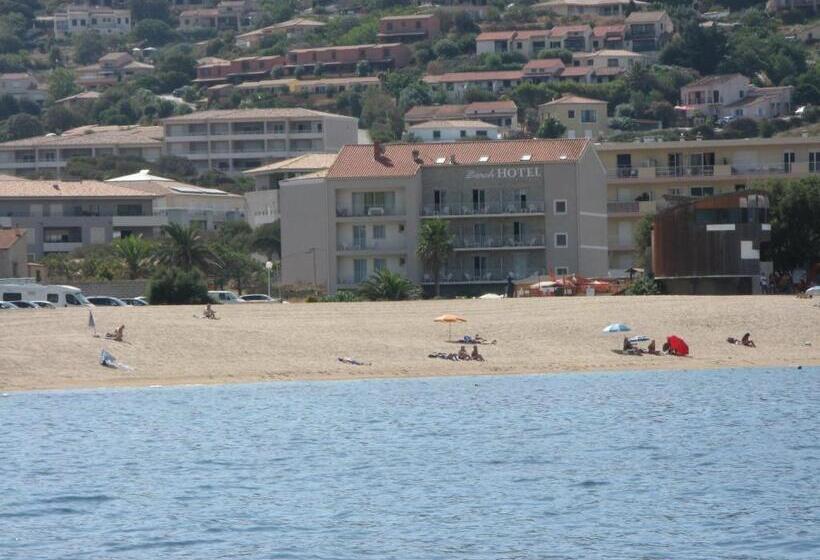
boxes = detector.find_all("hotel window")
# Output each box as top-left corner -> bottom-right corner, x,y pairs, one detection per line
555,233 -> 568,248
554,199 -> 567,214
690,187 -> 714,197
433,189 -> 446,212
353,259 -> 367,283
581,110 -> 596,123
433,130 -> 441,139
555,266 -> 569,276
460,130 -> 466,138
373,225 -> 386,239
567,110 -> 576,119
373,258 -> 386,272
810,152 -> 820,172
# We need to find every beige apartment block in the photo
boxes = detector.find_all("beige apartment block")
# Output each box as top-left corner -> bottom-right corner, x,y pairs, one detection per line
280,139 -> 609,294
162,108 -> 359,175
53,7 -> 132,38
539,95 -> 609,140
0,125 -> 164,179
595,136 -> 820,274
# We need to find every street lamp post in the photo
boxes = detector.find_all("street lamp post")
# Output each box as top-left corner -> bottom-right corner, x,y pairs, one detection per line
265,260 -> 273,298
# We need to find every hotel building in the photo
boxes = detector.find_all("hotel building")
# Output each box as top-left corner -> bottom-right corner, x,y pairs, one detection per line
280,139 -> 608,294
596,135 -> 820,275
162,108 -> 358,174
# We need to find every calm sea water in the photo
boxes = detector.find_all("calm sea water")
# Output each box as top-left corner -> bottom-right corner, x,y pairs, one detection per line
1,367 -> 819,560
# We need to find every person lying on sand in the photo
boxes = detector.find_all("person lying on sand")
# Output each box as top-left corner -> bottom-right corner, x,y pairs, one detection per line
458,346 -> 471,361
471,345 -> 484,361
741,332 -> 756,347
428,352 -> 465,361
338,357 -> 370,366
203,304 -> 217,320
105,325 -> 125,342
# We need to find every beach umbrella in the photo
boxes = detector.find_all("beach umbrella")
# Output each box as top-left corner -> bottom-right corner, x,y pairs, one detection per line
666,335 -> 689,356
603,323 -> 631,333
478,293 -> 503,299
434,314 -> 466,341
628,335 -> 650,344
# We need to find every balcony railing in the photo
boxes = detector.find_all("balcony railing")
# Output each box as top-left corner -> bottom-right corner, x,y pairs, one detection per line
607,200 -> 656,215
422,268 -> 545,283
336,241 -> 406,252
336,206 -> 402,217
452,234 -> 545,249
609,163 -> 808,181
422,201 -> 545,217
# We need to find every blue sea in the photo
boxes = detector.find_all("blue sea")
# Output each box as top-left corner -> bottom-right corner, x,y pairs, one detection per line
1,367 -> 819,559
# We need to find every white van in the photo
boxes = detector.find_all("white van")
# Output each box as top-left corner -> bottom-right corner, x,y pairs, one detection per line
0,280 -> 91,307
208,290 -> 242,304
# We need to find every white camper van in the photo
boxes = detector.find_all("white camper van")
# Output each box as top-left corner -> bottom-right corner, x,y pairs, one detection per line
0,279 -> 91,307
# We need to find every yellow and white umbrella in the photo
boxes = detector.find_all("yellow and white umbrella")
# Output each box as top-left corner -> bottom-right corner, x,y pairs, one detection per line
434,314 -> 467,342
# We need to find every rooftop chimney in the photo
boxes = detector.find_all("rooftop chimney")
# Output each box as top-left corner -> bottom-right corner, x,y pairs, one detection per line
412,149 -> 422,163
449,154 -> 457,165
52,184 -> 60,190
373,142 -> 384,160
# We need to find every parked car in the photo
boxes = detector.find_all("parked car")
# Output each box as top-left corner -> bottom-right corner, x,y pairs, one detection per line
31,301 -> 57,309
806,286 -> 820,297
8,300 -> 37,309
121,298 -> 149,306
86,296 -> 128,307
208,290 -> 242,304
0,301 -> 16,309
238,294 -> 276,303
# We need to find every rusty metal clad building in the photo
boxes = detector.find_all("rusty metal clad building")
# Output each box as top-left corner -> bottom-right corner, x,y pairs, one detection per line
652,191 -> 771,294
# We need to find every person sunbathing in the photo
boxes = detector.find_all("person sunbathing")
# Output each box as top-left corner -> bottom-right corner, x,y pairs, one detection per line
623,337 -> 633,351
338,357 -> 370,366
203,303 -> 217,320
642,339 -> 658,354
105,325 -> 125,342
471,345 -> 484,361
458,346 -> 471,360
741,332 -> 756,347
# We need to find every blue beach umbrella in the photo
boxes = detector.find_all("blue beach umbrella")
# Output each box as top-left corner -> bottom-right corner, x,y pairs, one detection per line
602,323 -> 631,333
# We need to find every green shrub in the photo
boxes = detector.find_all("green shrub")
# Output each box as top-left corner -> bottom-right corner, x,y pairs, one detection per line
147,266 -> 210,305
357,269 -> 421,301
624,276 -> 661,295
321,290 -> 359,302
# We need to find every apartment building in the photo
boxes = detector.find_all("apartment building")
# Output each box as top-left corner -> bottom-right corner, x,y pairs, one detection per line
235,18 -> 325,49
476,25 -> 592,57
423,71 -> 525,101
378,14 -> 441,43
234,76 -> 380,97
422,0 -> 490,18
162,108 -> 358,174
0,125 -> 164,179
279,139 -> 608,294
679,74 -> 793,121
766,0 -> 818,12
179,1 -> 259,32
53,6 -> 132,38
548,25 -> 593,52
539,95 -> 609,140
194,55 -> 285,84
408,120 -> 501,142
533,0 -> 649,17
591,25 -> 625,50
595,136 -> 820,275
0,180 -> 161,258
75,52 -> 154,90
0,73 -> 47,106
285,43 -> 413,74
107,170 -> 246,231
243,153 -> 337,227
624,11 -> 674,53
405,101 -> 519,131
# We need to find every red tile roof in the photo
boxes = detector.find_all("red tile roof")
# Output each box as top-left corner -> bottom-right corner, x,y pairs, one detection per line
548,25 -> 591,37
423,70 -> 524,83
464,100 -> 518,112
559,66 -> 594,76
524,58 -> 565,72
327,139 -> 590,179
0,228 -> 25,250
592,24 -> 625,38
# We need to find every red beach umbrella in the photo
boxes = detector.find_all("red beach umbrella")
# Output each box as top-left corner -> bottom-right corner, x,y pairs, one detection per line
666,335 -> 689,356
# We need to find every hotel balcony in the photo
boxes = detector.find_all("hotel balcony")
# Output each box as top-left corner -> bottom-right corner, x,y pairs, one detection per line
606,200 -> 657,217
336,240 -> 407,254
335,205 -> 405,219
421,268 -> 545,284
421,200 -> 545,218
112,215 -> 169,227
452,234 -> 545,250
43,241 -> 83,252
608,163 -> 814,183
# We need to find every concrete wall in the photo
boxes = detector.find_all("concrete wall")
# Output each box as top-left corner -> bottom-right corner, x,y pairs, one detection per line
0,231 -> 27,278
280,178 -> 331,289
76,279 -> 149,299
574,146 -> 609,277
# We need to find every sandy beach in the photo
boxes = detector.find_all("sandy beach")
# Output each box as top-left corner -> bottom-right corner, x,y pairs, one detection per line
1,296 -> 818,392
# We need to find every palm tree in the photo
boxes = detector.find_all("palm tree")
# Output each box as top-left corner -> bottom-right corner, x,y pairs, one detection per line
416,218 -> 454,298
357,269 -> 421,301
113,235 -> 152,279
250,221 -> 281,261
156,223 -> 219,272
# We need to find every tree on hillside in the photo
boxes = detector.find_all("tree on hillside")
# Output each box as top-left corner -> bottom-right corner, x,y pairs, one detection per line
133,19 -> 177,46
48,68 -> 79,102
130,0 -> 171,23
155,223 -> 219,271
42,105 -> 83,133
73,31 -> 105,65
536,116 -> 566,139
3,113 -> 43,140
398,82 -> 432,111
113,235 -> 154,279
660,23 -> 727,75
766,177 -> 820,271
251,221 -> 281,261
416,218 -> 453,298
360,89 -> 403,142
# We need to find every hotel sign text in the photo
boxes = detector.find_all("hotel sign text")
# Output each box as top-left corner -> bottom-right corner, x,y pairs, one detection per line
464,167 -> 541,181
